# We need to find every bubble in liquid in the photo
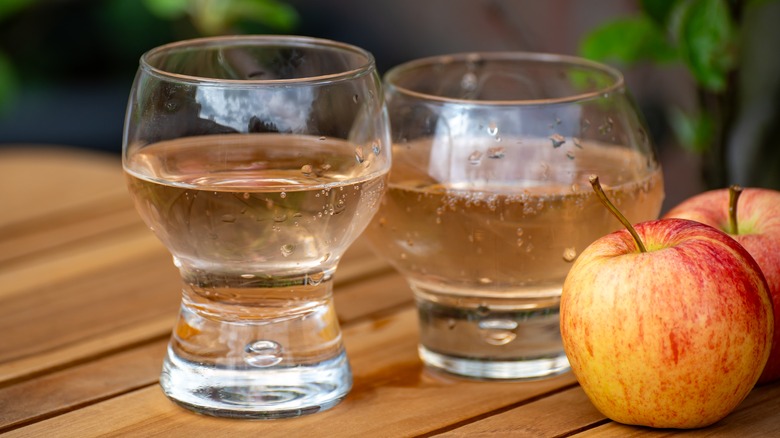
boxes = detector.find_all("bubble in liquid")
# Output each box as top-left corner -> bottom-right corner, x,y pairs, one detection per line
487,122 -> 499,136
355,146 -> 365,163
549,133 -> 566,148
280,244 -> 295,257
242,192 -> 251,199
516,227 -> 524,237
273,213 -> 287,223
243,340 -> 283,367
478,277 -> 492,285
476,305 -> 490,316
447,319 -> 457,330
220,214 -> 237,223
563,247 -> 577,262
301,164 -> 313,175
478,319 -> 518,345
172,255 -> 182,268
487,146 -> 505,159
468,150 -> 483,165
318,136 -> 326,141
240,274 -> 256,279
280,192 -> 287,199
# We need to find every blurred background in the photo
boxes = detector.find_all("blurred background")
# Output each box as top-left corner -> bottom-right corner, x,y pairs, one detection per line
1,0 -> 778,211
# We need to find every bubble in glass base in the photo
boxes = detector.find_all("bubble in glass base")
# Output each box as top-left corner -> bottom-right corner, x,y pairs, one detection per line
160,345 -> 352,419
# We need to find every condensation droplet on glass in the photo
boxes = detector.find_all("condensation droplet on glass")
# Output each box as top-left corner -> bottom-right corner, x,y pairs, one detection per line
550,133 -> 566,148
516,238 -> 524,248
243,340 -> 283,367
352,94 -> 359,103
487,146 -> 505,159
307,271 -> 325,286
280,244 -> 295,257
240,273 -> 255,279
273,213 -> 287,223
476,305 -> 490,316
555,117 -> 562,125
468,150 -> 483,165
372,142 -> 381,155
461,72 -> 477,91
242,192 -> 250,199
301,164 -> 313,175
573,137 -> 583,149
318,136 -> 326,141
447,319 -> 457,330
355,146 -> 365,164
478,277 -> 492,285
487,122 -> 498,136
220,214 -> 236,223
582,119 -> 591,131
280,192 -> 287,199
400,252 -> 407,260
566,151 -> 576,160
516,227 -> 524,237
172,255 -> 182,268
563,247 -> 577,262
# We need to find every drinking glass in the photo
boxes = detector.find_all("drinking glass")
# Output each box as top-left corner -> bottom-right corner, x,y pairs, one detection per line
122,36 -> 390,418
364,52 -> 664,380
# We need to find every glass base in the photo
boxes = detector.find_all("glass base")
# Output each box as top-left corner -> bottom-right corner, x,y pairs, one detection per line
414,284 -> 571,380
419,345 -> 570,380
160,345 -> 352,419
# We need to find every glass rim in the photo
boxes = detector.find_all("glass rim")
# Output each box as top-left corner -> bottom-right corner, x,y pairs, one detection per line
140,35 -> 377,85
384,51 -> 626,106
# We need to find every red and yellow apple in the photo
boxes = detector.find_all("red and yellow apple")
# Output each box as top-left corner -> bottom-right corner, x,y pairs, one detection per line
664,186 -> 780,384
560,177 -> 774,429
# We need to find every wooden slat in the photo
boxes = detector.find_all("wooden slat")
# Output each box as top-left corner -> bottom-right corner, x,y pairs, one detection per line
435,385 -> 606,437
576,382 -> 780,437
0,147 -> 125,230
2,309 -> 580,437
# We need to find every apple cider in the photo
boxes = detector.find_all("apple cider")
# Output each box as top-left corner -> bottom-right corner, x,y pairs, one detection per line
364,137 -> 664,371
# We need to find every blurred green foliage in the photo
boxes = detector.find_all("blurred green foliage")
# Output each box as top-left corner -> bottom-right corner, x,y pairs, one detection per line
580,0 -> 780,188
0,0 -> 298,112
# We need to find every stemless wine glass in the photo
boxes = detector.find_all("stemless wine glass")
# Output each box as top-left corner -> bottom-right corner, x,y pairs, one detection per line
364,53 -> 664,380
122,36 -> 390,418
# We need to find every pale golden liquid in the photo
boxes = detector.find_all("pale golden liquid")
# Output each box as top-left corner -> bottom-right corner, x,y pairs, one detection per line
365,137 -> 664,303
125,134 -> 387,278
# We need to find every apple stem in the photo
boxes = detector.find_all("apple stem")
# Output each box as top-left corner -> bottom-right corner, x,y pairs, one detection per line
589,175 -> 647,253
728,184 -> 743,235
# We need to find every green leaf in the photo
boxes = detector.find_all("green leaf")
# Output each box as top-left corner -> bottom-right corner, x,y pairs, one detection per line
669,107 -> 714,153
232,0 -> 298,31
189,0 -> 299,35
580,16 -> 678,65
674,0 -> 736,92
0,51 -> 17,113
142,0 -> 189,19
641,0 -> 681,25
0,0 -> 36,21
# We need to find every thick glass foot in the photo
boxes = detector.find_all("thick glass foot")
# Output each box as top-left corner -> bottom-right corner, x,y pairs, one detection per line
160,345 -> 351,419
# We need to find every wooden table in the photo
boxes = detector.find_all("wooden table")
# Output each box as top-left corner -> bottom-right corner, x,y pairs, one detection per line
1,146 -> 779,437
